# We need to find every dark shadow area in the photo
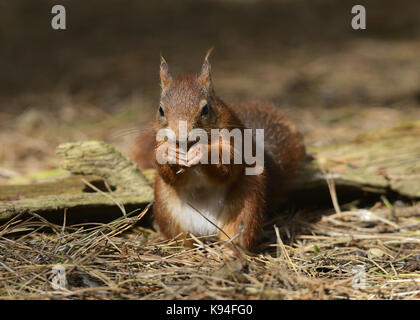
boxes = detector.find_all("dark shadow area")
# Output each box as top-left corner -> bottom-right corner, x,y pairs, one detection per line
259,182 -> 414,253
7,203 -> 155,235
1,0 -> 420,112
82,180 -> 116,193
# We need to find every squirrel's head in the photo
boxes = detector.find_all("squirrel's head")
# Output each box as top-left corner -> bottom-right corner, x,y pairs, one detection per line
155,49 -> 220,137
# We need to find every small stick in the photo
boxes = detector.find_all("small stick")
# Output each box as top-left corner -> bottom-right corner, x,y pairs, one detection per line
274,224 -> 299,275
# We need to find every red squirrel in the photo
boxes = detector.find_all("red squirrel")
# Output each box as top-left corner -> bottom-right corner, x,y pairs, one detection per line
131,52 -> 305,251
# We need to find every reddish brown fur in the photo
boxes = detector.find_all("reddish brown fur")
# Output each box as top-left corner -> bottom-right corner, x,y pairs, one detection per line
130,55 -> 305,251
229,101 -> 305,212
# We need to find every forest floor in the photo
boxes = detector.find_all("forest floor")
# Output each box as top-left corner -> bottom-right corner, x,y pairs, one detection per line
1,92 -> 419,300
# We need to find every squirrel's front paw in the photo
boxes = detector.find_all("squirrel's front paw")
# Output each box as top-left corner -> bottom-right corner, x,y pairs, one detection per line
166,145 -> 189,167
187,143 -> 207,167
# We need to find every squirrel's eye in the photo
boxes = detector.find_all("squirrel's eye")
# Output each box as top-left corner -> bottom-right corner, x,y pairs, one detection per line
159,106 -> 165,116
201,104 -> 209,116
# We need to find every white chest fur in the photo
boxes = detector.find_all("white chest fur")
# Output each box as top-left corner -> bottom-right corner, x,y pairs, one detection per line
169,168 -> 227,236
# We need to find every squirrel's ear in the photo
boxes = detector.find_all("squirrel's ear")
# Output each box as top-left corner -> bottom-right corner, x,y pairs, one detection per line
160,54 -> 172,89
198,48 -> 214,90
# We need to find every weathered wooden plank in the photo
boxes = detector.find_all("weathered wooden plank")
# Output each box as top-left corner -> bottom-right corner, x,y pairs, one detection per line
56,141 -> 150,192
0,191 -> 153,221
0,141 -> 154,220
308,121 -> 420,198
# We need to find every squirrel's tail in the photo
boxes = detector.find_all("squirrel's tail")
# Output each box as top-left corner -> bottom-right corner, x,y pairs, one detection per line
130,127 -> 156,170
230,101 -> 306,211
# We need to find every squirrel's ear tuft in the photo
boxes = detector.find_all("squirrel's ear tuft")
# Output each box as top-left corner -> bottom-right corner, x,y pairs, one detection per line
198,48 -> 214,90
160,54 -> 172,89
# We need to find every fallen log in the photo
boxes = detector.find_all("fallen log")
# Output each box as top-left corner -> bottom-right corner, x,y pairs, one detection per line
0,141 -> 154,220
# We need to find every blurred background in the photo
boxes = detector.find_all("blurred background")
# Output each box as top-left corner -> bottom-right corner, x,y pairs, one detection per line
1,0 -> 420,183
